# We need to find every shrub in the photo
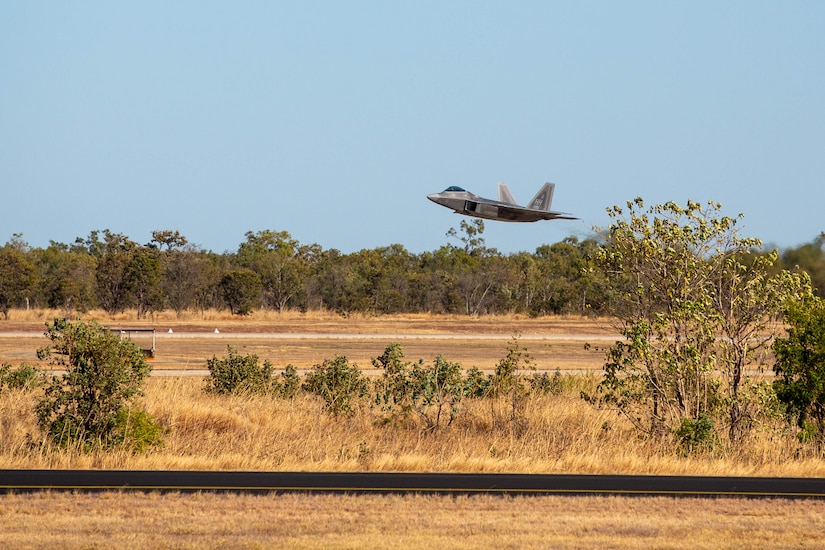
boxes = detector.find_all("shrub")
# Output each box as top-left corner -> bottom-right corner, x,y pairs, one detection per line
275,364 -> 301,398
674,413 -> 718,454
35,318 -> 159,451
488,335 -> 535,437
529,368 -> 563,395
303,355 -> 367,416
774,296 -> 825,448
463,366 -> 490,398
205,346 -> 274,395
373,343 -> 465,431
0,362 -> 41,391
113,407 -> 167,452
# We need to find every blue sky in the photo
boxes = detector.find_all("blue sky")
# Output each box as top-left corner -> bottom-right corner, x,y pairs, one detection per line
2,2 -> 823,254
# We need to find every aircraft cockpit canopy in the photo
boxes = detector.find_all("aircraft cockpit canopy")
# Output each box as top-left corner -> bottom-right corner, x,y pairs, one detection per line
444,186 -> 465,192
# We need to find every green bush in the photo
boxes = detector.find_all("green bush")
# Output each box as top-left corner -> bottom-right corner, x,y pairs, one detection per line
113,407 -> 167,452
463,366 -> 490,398
373,343 -> 465,431
35,318 -> 157,451
205,346 -> 274,395
774,296 -> 825,448
275,364 -> 301,398
674,413 -> 718,454
0,362 -> 41,391
529,368 -> 564,395
303,355 -> 367,416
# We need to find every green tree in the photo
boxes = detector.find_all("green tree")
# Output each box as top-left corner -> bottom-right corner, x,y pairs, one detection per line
712,249 -> 811,442
35,318 -> 159,450
590,198 -> 808,443
532,238 -> 607,316
773,296 -> 825,448
220,269 -> 262,315
237,230 -> 308,313
447,219 -> 487,254
780,233 -> 825,297
0,235 -> 36,319
150,229 -> 188,251
35,242 -> 98,313
445,220 -> 501,315
78,230 -> 138,315
126,247 -> 163,319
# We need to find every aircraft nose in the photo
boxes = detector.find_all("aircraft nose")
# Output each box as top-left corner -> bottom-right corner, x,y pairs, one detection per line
427,193 -> 439,202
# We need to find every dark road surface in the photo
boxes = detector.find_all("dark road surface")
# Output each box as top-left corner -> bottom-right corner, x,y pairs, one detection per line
2,470 -> 824,498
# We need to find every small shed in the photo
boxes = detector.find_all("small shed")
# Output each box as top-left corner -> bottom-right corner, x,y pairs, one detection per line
108,328 -> 156,359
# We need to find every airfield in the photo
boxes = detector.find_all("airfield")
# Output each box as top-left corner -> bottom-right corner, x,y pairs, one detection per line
2,312 -> 824,548
0,313 -> 617,374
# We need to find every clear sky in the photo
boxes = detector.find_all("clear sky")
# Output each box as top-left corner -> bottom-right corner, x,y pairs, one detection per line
2,2 -> 823,254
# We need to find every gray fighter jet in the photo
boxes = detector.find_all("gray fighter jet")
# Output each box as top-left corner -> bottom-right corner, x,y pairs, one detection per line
427,182 -> 578,222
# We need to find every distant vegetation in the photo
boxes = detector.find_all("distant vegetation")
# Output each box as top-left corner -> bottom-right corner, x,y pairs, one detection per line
0,216 -> 822,320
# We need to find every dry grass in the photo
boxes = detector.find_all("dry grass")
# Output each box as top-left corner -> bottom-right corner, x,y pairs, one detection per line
1,491 -> 824,549
1,376 -> 822,477
1,309 -> 819,547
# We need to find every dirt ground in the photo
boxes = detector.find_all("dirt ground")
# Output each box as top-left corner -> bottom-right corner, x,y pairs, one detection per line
0,314 -> 617,372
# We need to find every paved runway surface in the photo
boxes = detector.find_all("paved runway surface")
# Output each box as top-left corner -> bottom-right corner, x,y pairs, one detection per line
2,470 -> 825,498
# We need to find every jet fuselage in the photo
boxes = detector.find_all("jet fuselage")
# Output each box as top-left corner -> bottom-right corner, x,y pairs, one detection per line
427,184 -> 577,223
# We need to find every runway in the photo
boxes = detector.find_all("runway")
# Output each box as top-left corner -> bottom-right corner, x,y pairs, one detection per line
2,470 -> 824,498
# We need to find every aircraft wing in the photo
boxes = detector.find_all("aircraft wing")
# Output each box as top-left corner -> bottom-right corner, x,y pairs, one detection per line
495,204 -> 579,222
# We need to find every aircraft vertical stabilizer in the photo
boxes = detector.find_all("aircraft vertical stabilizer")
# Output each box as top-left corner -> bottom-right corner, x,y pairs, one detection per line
497,183 -> 517,205
527,183 -> 555,211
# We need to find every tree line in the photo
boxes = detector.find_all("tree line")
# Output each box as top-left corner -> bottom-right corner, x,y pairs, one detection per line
0,219 -> 823,321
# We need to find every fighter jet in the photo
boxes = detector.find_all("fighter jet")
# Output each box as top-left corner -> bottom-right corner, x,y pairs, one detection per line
427,182 -> 578,222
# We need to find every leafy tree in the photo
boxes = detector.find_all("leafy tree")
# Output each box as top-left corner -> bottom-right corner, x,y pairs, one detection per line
773,296 -> 825,448
35,242 -> 98,313
307,248 -> 349,313
447,219 -> 487,254
237,230 -> 308,313
780,233 -> 825,297
220,269 -> 262,315
161,248 -> 212,315
126,247 -> 163,319
35,318 -> 159,450
79,230 -> 138,315
444,220 -> 502,315
590,198 -> 808,443
150,229 -> 188,251
0,236 -> 36,319
712,249 -> 811,441
532,238 -> 608,316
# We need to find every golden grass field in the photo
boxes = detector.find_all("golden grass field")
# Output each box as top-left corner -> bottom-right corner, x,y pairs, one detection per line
1,309 -> 823,548
3,492 -> 825,549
